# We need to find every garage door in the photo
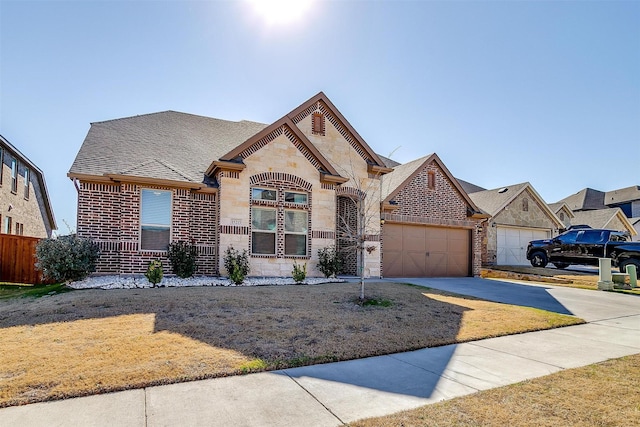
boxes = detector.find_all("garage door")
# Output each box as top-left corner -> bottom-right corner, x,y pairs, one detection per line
497,227 -> 549,265
382,223 -> 471,277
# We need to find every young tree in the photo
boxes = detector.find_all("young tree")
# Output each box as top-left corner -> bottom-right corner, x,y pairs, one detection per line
334,153 -> 392,301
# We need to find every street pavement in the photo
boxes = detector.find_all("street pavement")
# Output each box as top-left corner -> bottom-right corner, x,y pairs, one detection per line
1,277 -> 639,426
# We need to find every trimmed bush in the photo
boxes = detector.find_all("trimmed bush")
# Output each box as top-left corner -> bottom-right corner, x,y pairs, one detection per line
292,262 -> 307,284
35,235 -> 100,282
317,246 -> 343,278
145,260 -> 163,285
223,246 -> 250,285
167,241 -> 198,278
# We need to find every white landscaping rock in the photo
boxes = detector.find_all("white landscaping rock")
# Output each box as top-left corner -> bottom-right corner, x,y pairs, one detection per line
68,275 -> 344,290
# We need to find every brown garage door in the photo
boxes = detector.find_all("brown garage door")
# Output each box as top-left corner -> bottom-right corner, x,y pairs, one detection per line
382,223 -> 471,277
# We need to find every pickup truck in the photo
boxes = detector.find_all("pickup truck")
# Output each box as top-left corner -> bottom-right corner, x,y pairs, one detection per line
526,228 -> 640,277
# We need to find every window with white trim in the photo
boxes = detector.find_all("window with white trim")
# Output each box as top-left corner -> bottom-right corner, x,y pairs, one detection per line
250,186 -> 309,257
251,207 -> 277,254
284,209 -> 307,255
3,216 -> 12,234
140,189 -> 172,251
284,191 -> 307,204
11,159 -> 17,193
24,168 -> 30,199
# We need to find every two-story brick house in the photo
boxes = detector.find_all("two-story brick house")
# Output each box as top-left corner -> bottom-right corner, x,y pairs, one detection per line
0,135 -> 56,238
69,92 -> 485,278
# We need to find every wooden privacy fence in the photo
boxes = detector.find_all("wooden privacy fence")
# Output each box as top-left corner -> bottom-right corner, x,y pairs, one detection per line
0,234 -> 45,284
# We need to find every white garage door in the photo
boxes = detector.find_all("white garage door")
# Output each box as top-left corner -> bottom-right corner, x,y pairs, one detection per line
497,227 -> 550,265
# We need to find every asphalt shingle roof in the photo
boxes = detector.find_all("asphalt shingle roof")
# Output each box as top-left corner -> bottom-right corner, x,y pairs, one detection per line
381,154 -> 433,200
69,111 -> 268,184
570,208 -> 627,230
556,188 -> 606,211
456,178 -> 486,195
467,183 -> 529,217
604,185 -> 640,205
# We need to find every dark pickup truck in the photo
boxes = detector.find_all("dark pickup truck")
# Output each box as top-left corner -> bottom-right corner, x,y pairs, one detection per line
526,228 -> 640,276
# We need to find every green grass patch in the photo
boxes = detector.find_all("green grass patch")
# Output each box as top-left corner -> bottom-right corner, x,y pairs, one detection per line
361,297 -> 392,307
0,283 -> 70,300
238,359 -> 268,374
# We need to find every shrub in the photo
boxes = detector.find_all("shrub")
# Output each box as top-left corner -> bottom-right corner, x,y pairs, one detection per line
145,259 -> 163,285
292,262 -> 307,284
223,246 -> 250,285
167,241 -> 198,278
317,246 -> 343,278
35,235 -> 100,282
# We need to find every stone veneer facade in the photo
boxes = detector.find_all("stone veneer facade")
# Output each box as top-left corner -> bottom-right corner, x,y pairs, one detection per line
382,160 -> 484,276
484,187 -> 559,265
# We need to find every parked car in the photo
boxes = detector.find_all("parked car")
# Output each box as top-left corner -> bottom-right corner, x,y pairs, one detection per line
526,228 -> 640,277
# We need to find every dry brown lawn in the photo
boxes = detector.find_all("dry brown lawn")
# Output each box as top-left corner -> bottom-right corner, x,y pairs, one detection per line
352,353 -> 640,427
0,281 -> 582,407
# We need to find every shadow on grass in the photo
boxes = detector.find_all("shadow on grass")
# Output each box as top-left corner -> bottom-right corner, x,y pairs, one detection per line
393,277 -> 574,315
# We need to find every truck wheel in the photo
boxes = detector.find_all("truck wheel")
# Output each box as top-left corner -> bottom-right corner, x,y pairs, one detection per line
619,259 -> 640,279
530,252 -> 548,268
553,262 -> 570,269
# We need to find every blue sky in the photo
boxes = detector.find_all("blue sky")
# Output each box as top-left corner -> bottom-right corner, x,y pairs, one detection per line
1,0 -> 639,233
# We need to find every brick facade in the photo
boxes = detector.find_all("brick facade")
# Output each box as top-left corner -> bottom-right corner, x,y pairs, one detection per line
77,181 -> 218,275
382,160 -> 483,276
0,144 -> 54,238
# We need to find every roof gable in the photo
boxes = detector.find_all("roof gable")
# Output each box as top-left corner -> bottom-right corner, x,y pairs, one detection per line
381,153 -> 483,216
1,134 -> 57,231
548,202 -> 575,219
286,92 -> 392,174
209,116 -> 347,184
469,182 -> 564,228
571,208 -> 637,235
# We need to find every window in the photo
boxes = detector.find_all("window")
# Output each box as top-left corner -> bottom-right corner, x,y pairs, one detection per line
312,112 -> 325,135
522,198 -> 529,212
250,186 -> 310,257
252,188 -> 277,201
559,212 -> 565,221
140,189 -> 172,250
284,210 -> 307,255
3,216 -> 12,234
24,168 -> 30,199
11,159 -> 17,193
556,230 -> 578,244
427,171 -> 436,190
285,191 -> 307,204
251,207 -> 276,254
14,222 -> 23,236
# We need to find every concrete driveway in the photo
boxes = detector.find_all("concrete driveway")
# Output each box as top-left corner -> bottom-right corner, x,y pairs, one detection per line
2,277 -> 639,426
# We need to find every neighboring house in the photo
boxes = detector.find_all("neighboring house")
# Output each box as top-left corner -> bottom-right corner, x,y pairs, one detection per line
547,202 -> 575,230
570,208 -> 636,237
0,135 -> 56,238
380,154 -> 487,277
465,182 -> 563,266
555,186 -> 639,238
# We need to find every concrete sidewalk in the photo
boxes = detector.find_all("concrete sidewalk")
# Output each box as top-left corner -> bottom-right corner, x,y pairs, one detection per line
2,279 -> 639,427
